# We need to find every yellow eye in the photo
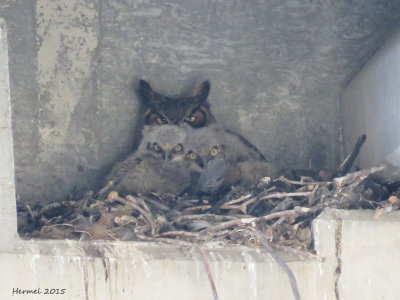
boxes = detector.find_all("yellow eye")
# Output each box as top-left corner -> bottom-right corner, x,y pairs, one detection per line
156,116 -> 166,125
210,148 -> 219,156
210,147 -> 220,157
189,152 -> 197,160
174,144 -> 183,152
153,143 -> 161,151
186,115 -> 196,122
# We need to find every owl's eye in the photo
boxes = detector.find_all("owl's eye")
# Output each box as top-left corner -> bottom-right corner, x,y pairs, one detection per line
145,111 -> 168,125
153,143 -> 162,152
185,115 -> 196,123
156,116 -> 167,125
210,147 -> 220,157
184,109 -> 206,128
174,144 -> 183,152
188,152 -> 198,160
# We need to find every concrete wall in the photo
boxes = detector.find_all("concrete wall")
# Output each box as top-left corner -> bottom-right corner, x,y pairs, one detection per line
1,1 -> 400,203
0,19 -> 19,252
343,28 -> 400,168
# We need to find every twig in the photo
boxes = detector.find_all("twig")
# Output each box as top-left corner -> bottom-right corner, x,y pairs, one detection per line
333,165 -> 385,188
182,205 -> 212,214
173,214 -> 238,225
335,134 -> 366,177
279,176 -> 331,186
270,197 -> 294,213
98,180 -> 115,197
307,185 -> 318,207
201,207 -> 312,235
135,196 -> 152,214
220,196 -> 258,214
142,197 -> 170,212
26,204 -> 35,219
222,194 -> 252,206
107,193 -> 157,235
156,231 -> 200,239
258,191 -> 314,201
197,246 -> 219,300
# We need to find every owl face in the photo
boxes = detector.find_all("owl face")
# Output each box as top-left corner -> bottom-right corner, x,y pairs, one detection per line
146,141 -> 185,161
138,79 -> 215,128
138,125 -> 188,162
184,125 -> 227,173
186,145 -> 225,169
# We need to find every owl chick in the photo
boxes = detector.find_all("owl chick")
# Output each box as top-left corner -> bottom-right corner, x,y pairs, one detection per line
106,125 -> 191,196
138,79 -> 215,128
185,124 -> 269,193
186,124 -> 265,165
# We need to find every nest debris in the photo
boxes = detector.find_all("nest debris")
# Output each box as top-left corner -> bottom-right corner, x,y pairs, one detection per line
18,165 -> 399,254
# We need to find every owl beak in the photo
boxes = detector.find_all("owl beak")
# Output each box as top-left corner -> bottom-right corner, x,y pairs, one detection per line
167,153 -> 183,162
190,164 -> 203,173
161,161 -> 168,170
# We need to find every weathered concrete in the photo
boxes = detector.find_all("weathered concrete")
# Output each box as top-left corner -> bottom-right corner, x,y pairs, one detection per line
0,19 -> 19,251
0,240 -> 325,300
313,208 -> 400,300
0,209 -> 399,299
0,1 -> 38,200
1,1 -> 400,202
343,27 -> 400,169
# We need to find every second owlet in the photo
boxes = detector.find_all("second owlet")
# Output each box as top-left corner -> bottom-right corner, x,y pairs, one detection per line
185,124 -> 270,193
106,125 -> 191,196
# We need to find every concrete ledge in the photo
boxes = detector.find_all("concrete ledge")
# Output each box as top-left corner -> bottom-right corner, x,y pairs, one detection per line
1,239 -> 325,300
2,209 -> 400,299
313,208 -> 400,300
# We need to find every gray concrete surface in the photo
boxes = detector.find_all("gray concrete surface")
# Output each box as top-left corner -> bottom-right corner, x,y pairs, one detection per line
313,208 -> 400,300
1,1 -> 400,202
0,209 -> 399,300
0,19 -> 18,251
343,27 -> 400,169
0,240 -> 324,300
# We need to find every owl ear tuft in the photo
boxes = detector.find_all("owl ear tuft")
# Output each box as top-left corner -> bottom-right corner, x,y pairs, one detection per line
138,79 -> 167,105
192,81 -> 211,104
138,79 -> 155,103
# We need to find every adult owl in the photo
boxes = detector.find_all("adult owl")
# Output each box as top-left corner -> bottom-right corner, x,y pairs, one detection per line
138,79 -> 215,128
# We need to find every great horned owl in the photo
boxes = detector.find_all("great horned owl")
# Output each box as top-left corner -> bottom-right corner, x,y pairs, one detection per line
138,79 -> 215,128
136,125 -> 187,161
186,124 -> 264,165
106,125 -> 191,195
185,124 -> 269,193
138,79 -> 266,161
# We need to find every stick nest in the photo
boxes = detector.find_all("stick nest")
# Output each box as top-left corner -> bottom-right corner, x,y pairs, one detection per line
17,165 -> 399,258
